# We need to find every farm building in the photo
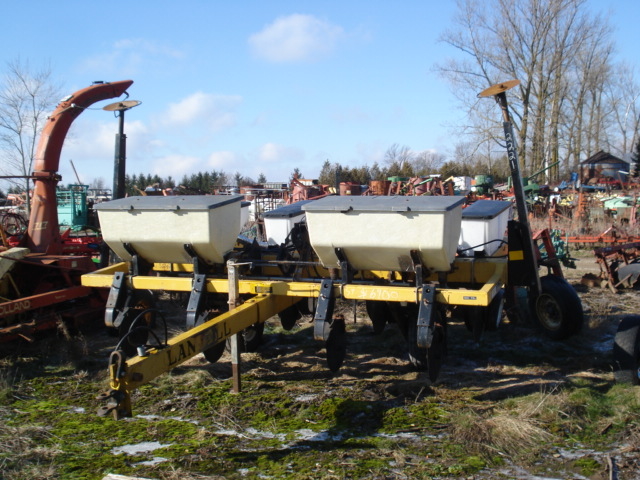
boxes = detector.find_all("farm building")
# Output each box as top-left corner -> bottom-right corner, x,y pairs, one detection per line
580,150 -> 630,186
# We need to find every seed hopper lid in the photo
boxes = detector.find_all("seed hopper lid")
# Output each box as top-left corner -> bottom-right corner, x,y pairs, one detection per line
263,200 -> 314,218
462,200 -> 512,219
95,194 -> 244,212
302,195 -> 465,213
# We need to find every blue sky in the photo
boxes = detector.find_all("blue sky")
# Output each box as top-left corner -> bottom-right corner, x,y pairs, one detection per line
2,0 -> 638,188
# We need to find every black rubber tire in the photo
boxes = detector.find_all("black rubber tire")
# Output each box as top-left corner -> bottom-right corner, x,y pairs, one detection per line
365,300 -> 390,335
531,275 -> 583,340
613,315 -> 640,384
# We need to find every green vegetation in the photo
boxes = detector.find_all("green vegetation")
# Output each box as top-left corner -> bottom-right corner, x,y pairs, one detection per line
1,308 -> 639,479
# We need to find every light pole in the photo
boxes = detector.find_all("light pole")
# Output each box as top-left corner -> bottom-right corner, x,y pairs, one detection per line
103,99 -> 141,199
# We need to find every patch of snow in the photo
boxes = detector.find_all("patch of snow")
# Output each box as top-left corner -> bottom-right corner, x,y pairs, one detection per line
136,414 -> 200,425
293,428 -> 342,442
134,456 -> 169,466
294,394 -> 317,402
111,441 -> 172,456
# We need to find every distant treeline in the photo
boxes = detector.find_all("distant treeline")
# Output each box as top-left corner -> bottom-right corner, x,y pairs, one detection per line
316,159 -> 508,186
114,157 -> 509,195
71,143 -> 514,196
122,170 -> 232,195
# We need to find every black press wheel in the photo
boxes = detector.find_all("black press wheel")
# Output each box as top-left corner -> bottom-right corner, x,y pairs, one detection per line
365,300 -> 390,335
117,290 -> 156,357
325,316 -> 347,372
240,322 -> 265,352
194,311 -> 226,364
426,321 -> 447,382
461,306 -> 485,342
531,275 -> 583,340
484,288 -> 505,332
226,323 -> 266,353
406,309 -> 447,382
613,315 -> 640,384
278,302 -> 302,330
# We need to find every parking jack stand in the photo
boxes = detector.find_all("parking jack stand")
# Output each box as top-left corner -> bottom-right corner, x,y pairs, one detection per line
227,260 -> 242,393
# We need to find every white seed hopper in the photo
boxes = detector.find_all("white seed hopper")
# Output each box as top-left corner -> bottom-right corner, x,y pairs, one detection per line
96,195 -> 244,264
303,195 -> 465,272
459,200 -> 512,257
262,200 -> 313,246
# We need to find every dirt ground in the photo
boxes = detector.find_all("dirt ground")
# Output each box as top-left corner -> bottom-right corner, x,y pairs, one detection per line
1,249 -> 640,480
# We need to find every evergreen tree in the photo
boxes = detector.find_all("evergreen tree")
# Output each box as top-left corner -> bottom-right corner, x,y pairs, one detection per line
290,167 -> 303,182
369,162 -> 383,181
632,139 -> 640,178
318,160 -> 336,186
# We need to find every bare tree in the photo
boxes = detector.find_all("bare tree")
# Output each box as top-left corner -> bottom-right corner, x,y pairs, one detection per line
436,0 -> 628,182
606,63 -> 640,158
413,150 -> 446,175
384,143 -> 414,170
0,59 -> 61,213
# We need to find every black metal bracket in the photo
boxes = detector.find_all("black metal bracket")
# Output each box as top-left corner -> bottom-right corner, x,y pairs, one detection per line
105,271 -> 128,329
334,248 -> 353,285
185,273 -> 207,330
416,284 -> 437,349
314,279 -> 336,341
410,250 -> 423,288
123,242 -> 151,277
184,243 -> 206,276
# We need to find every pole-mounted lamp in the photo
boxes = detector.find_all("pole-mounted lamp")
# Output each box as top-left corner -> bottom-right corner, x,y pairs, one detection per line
103,99 -> 141,200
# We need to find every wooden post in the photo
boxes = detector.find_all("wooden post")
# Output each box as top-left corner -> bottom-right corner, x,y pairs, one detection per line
227,259 -> 241,393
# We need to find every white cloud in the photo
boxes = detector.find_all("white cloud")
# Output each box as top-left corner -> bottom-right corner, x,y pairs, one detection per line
150,154 -> 202,180
207,151 -> 243,170
248,14 -> 344,63
258,142 -> 304,163
77,38 -> 184,75
159,92 -> 242,132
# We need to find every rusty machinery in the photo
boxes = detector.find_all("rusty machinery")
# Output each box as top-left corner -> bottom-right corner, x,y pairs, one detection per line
80,80 -> 587,420
0,80 -> 134,343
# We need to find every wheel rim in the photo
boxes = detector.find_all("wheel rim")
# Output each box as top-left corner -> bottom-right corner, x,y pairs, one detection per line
244,326 -> 258,343
536,293 -> 563,331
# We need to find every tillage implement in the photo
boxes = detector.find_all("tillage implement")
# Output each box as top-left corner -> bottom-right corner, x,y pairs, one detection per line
83,81 -> 584,419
